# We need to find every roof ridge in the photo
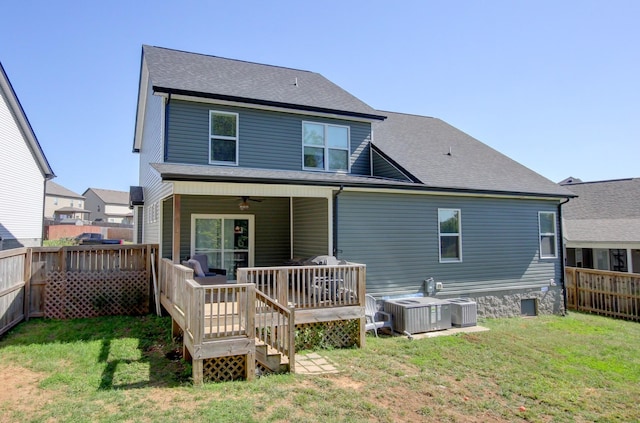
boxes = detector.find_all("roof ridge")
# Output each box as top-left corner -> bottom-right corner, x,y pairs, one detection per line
144,44 -> 316,75
376,109 -> 436,119
564,177 -> 638,186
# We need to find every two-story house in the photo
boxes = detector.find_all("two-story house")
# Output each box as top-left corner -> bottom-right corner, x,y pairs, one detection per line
132,45 -> 575,317
561,177 -> 640,274
83,188 -> 134,224
44,180 -> 88,222
0,62 -> 54,250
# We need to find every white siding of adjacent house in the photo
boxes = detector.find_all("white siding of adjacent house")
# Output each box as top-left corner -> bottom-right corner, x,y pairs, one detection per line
137,62 -> 171,246
0,86 -> 45,247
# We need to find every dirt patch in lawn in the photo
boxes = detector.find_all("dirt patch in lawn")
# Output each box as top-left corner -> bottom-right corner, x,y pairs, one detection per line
0,365 -> 57,414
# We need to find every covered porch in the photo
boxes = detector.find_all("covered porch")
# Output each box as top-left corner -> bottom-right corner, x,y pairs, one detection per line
160,181 -> 341,280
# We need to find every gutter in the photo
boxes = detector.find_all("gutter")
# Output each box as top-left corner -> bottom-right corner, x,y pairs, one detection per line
558,197 -> 571,315
153,86 -> 387,121
332,185 -> 344,257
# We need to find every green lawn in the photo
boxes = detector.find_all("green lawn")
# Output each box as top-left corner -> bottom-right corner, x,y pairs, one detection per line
1,312 -> 638,422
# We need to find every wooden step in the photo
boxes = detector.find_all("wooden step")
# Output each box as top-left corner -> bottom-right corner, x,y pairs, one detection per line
255,341 -> 289,374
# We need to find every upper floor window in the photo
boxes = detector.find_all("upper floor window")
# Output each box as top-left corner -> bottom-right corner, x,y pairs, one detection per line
53,197 -> 58,205
538,211 -> 557,258
70,200 -> 74,207
209,111 -> 239,165
438,208 -> 462,262
303,122 -> 350,172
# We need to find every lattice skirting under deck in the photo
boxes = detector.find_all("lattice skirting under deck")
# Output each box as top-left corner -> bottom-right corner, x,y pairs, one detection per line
45,270 -> 149,319
295,319 -> 360,350
203,354 -> 247,382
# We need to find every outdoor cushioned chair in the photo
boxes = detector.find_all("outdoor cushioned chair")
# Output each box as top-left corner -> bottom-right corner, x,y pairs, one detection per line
182,254 -> 229,286
365,294 -> 393,337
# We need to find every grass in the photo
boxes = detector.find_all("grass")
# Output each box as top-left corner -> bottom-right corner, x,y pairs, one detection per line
1,313 -> 639,422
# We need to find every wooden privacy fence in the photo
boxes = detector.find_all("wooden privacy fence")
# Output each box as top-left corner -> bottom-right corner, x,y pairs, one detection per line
0,248 -> 29,336
0,245 -> 158,329
565,267 -> 640,321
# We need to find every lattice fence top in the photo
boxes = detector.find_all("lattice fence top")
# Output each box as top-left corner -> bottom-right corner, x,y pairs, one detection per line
45,270 -> 149,319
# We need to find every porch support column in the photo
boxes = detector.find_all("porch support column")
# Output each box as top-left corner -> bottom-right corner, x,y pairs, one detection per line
172,194 -> 181,263
627,249 -> 633,274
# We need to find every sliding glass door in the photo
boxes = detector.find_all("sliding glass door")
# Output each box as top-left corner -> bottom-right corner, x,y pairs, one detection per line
191,214 -> 254,280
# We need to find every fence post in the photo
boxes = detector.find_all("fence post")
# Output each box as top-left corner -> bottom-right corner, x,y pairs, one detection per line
23,248 -> 33,321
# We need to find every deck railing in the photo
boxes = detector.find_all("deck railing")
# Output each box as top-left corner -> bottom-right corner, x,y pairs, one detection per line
255,289 -> 295,372
237,263 -> 366,310
566,267 -> 640,321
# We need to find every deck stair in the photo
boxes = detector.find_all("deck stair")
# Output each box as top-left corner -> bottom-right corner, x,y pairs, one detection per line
255,340 -> 289,374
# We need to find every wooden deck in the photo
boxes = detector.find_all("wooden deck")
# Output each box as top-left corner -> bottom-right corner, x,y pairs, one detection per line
158,259 -> 366,384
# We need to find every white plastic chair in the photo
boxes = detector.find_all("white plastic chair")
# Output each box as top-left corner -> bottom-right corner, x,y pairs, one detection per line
365,294 -> 393,337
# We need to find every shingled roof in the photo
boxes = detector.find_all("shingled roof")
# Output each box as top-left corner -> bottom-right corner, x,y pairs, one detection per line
141,45 -> 385,121
45,181 -> 84,199
560,178 -> 640,243
372,111 -> 574,197
83,188 -> 130,205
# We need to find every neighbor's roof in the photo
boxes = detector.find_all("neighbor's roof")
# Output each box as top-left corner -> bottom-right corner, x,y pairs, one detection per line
560,178 -> 640,243
83,188 -> 130,205
372,111 -> 575,198
46,181 -> 84,199
141,45 -> 385,121
0,62 -> 54,180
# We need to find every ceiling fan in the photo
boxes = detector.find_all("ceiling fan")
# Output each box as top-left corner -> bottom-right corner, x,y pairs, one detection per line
238,196 -> 263,211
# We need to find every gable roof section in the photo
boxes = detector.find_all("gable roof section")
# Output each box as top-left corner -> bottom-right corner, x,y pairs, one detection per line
83,188 -> 130,205
46,180 -> 84,199
141,45 -> 385,121
560,178 -> 640,243
0,62 -> 54,180
372,111 -> 574,198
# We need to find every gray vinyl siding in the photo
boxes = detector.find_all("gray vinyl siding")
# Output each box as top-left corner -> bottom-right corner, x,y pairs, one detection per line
292,197 -> 329,258
337,191 -> 561,297
162,199 -> 173,259
166,100 -> 372,175
175,195 -> 291,267
371,149 -> 412,181
138,81 -> 168,246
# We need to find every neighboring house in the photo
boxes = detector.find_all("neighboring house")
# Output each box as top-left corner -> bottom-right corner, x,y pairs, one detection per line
83,188 -> 133,224
560,177 -> 640,274
0,62 -> 54,250
132,45 -> 575,317
44,180 -> 89,221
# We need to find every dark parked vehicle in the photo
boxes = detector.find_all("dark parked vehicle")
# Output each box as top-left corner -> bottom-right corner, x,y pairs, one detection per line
74,233 -> 123,245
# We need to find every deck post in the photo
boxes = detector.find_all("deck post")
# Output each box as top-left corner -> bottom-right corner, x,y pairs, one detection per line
288,307 -> 296,373
246,284 -> 256,381
277,269 -> 288,306
192,359 -> 203,385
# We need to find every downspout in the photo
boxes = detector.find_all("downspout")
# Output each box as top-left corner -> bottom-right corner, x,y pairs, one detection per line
332,185 -> 344,258
163,93 -> 171,161
558,197 -> 571,315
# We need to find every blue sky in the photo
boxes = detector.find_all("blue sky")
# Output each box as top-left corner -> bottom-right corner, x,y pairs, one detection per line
1,1 -> 638,195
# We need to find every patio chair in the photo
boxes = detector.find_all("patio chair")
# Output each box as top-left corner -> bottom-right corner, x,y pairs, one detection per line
365,294 -> 393,337
191,254 -> 226,276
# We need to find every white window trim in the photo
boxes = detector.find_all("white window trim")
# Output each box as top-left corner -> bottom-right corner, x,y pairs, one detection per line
190,214 -> 255,280
538,211 -> 558,259
438,208 -> 462,263
209,110 -> 239,166
302,121 -> 351,172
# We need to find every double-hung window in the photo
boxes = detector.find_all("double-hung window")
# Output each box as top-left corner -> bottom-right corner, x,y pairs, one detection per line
302,122 -> 350,172
209,111 -> 239,165
438,208 -> 462,262
538,211 -> 557,258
